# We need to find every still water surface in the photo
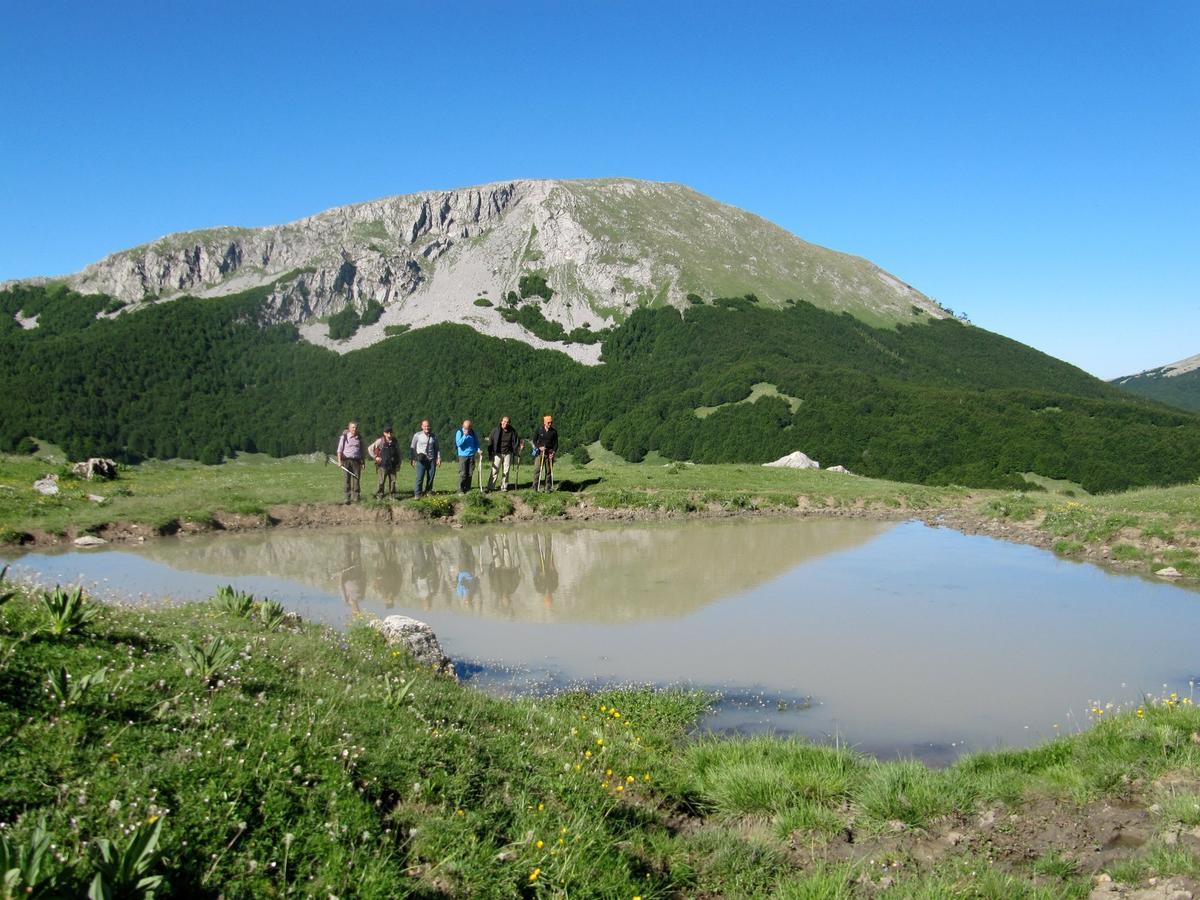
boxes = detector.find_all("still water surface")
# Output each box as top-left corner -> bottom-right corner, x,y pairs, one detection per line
4,518 -> 1198,762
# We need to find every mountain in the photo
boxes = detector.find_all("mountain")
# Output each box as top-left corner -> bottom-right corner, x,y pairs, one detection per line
10,179 -> 947,364
1111,353 -> 1200,412
2,181 -> 1198,492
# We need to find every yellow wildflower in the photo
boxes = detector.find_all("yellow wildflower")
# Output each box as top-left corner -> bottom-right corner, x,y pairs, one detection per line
529,867 -> 541,882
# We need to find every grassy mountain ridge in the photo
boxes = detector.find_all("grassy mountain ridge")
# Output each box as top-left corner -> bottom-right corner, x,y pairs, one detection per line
1111,352 -> 1200,412
2,281 -> 1198,493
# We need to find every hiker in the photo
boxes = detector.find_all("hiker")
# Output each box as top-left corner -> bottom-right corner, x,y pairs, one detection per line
486,415 -> 523,492
336,420 -> 364,504
455,419 -> 480,494
368,425 -> 401,499
409,419 -> 441,498
532,414 -> 558,492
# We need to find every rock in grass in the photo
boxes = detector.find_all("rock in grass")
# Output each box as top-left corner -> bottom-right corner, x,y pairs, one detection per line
32,475 -> 59,495
1155,566 -> 1182,579
72,458 -> 119,480
763,451 -> 820,469
74,535 -> 107,547
369,615 -> 453,673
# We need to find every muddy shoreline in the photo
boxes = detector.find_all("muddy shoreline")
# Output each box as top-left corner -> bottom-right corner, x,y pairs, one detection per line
3,495 -> 1195,586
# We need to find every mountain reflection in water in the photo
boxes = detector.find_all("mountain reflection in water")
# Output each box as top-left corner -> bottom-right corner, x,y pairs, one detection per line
134,518 -> 890,624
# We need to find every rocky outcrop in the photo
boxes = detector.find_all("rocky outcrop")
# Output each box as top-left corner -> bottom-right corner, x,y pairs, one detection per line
368,615 -> 453,673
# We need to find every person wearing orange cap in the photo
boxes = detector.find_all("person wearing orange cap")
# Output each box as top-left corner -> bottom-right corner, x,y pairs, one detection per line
532,414 -> 558,492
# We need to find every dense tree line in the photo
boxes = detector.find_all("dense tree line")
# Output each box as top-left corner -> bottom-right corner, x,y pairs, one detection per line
1,284 -> 1198,492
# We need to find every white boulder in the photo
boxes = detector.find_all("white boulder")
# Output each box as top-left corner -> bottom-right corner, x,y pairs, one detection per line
369,615 -> 453,673
32,475 -> 59,495
763,451 -> 820,470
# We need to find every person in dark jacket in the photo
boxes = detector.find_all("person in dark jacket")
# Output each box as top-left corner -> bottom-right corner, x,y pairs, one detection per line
336,420 -> 364,504
486,415 -> 523,492
368,425 -> 400,499
532,414 -> 558,492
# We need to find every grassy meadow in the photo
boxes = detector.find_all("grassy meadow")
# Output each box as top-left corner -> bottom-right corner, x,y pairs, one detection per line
2,577 -> 1199,898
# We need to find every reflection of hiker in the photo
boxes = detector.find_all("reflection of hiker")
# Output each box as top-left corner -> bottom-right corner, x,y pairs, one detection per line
337,421 -> 364,504
486,416 -> 523,492
454,538 -> 479,608
532,532 -> 559,607
410,542 -> 443,610
368,425 -> 400,500
339,539 -> 365,615
532,415 -> 558,492
410,420 -> 441,499
486,533 -> 522,610
455,420 -> 480,495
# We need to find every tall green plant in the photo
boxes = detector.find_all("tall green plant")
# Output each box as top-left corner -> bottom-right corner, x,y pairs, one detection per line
174,636 -> 239,687
40,586 -> 98,637
0,818 -> 55,898
213,584 -> 254,617
47,665 -> 108,705
87,817 -> 165,900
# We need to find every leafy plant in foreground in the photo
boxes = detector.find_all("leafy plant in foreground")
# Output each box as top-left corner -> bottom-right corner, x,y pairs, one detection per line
87,816 -> 165,900
213,584 -> 254,617
40,585 -> 98,637
256,598 -> 287,630
47,664 -> 108,705
0,818 -> 55,898
174,636 -> 238,687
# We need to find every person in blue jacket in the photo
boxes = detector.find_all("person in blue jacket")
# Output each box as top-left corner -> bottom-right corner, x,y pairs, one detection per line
455,419 -> 480,494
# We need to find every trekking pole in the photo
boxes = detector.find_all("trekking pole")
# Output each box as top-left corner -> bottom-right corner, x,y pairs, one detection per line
477,449 -> 484,492
326,454 -> 355,476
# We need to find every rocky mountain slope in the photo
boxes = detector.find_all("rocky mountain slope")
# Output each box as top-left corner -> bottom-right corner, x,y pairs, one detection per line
13,179 -> 947,363
1111,352 -> 1200,412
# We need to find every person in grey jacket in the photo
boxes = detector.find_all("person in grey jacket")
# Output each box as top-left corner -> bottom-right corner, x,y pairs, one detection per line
336,421 -> 364,504
410,420 -> 441,498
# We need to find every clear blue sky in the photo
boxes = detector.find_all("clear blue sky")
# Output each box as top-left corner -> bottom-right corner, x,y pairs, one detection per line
1,1 -> 1196,378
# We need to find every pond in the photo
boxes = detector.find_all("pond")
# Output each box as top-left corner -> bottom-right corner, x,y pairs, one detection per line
4,518 -> 1198,763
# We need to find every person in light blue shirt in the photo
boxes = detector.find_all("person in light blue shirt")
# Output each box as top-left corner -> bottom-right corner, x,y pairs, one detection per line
455,419 -> 480,494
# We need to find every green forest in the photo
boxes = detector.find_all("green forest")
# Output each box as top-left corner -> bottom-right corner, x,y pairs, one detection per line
2,282 -> 1199,493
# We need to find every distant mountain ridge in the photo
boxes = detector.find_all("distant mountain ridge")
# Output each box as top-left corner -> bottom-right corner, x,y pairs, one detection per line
1111,352 -> 1200,412
7,179 -> 947,363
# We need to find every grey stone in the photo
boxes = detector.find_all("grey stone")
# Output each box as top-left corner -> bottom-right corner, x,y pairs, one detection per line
32,475 -> 59,495
369,615 -> 453,673
73,535 -> 107,547
1155,567 -> 1183,579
